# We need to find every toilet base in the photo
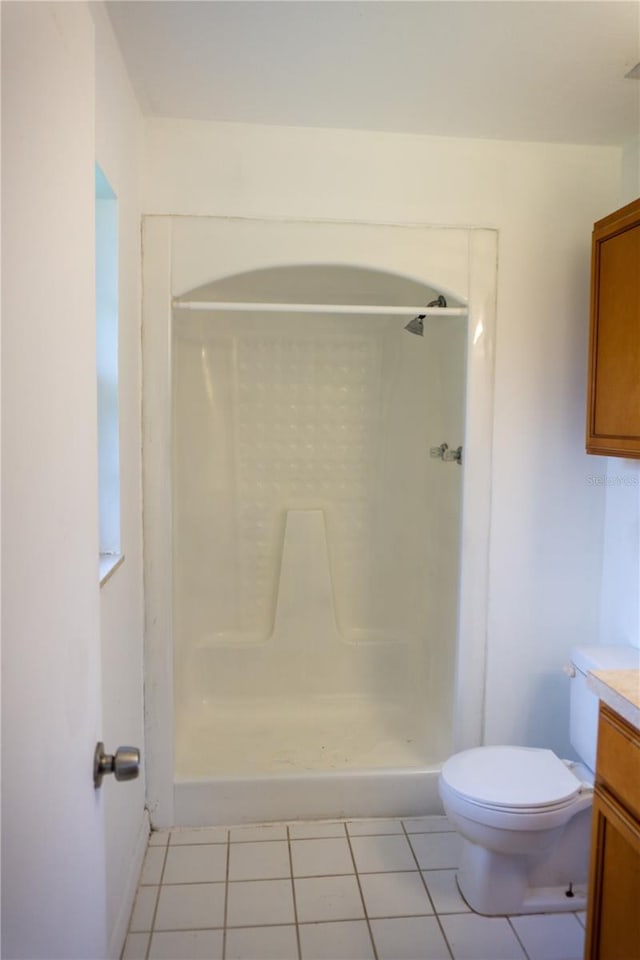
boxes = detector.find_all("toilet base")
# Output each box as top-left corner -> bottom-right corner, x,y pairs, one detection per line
457,838 -> 588,916
457,874 -> 587,916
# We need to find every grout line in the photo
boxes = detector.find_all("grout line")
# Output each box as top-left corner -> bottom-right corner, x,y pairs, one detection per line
296,913 -> 434,926
286,825 -> 302,960
222,828 -> 231,960
229,836 -> 289,844
403,830 -> 456,837
144,913 -> 396,936
507,916 -> 532,960
288,826 -> 349,841
167,840 -> 228,847
345,823 -> 379,960
151,917 -> 440,934
145,841 -> 169,960
143,879 -> 229,887
402,822 -> 455,960
120,931 -> 150,960
413,864 -> 465,872
140,865 -> 460,887
139,879 -> 229,886
167,919 -> 417,933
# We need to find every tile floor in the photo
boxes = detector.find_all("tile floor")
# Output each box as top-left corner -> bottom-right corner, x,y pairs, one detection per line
123,817 -> 586,960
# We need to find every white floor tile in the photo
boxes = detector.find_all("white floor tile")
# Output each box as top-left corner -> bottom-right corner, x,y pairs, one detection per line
170,827 -> 228,845
403,816 -> 453,834
121,932 -> 149,960
371,916 -> 451,960
422,870 -> 470,914
440,913 -> 527,960
228,840 -> 290,881
299,920 -> 375,959
359,871 -> 433,918
510,913 -> 586,960
295,874 -> 364,922
346,818 -> 404,836
163,843 -> 228,884
148,929 -> 223,960
129,885 -> 159,932
291,837 -> 354,876
225,925 -> 299,960
226,879 -> 295,927
230,824 -> 287,842
409,832 -> 462,870
154,883 -> 225,931
128,815 -> 597,960
288,821 -> 346,839
148,830 -> 170,846
140,845 -> 166,885
350,834 -> 416,873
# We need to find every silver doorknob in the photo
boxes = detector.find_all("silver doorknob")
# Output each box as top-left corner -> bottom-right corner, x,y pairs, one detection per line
94,741 -> 141,788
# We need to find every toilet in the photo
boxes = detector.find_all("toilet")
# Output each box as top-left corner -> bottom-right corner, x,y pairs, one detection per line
439,644 -> 640,916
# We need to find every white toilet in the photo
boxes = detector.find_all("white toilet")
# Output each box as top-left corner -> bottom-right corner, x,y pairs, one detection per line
439,644 -> 640,916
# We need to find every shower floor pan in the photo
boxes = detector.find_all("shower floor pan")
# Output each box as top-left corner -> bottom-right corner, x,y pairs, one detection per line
175,695 -> 439,777
173,696 -> 447,826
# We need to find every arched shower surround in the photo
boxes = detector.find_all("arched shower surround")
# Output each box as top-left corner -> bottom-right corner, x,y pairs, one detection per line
143,217 -> 496,828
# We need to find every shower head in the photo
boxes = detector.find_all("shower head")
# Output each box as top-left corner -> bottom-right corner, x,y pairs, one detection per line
404,315 -> 425,336
404,295 -> 447,336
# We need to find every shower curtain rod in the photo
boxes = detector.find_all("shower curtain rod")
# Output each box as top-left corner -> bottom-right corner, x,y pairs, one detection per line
172,300 -> 468,317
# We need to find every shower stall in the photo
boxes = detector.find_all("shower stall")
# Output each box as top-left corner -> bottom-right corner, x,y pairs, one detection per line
143,217 -> 496,827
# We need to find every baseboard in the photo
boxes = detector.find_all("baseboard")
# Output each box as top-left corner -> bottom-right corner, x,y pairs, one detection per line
108,809 -> 151,959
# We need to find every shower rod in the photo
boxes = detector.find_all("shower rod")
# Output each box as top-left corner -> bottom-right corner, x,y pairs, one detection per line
172,300 -> 468,317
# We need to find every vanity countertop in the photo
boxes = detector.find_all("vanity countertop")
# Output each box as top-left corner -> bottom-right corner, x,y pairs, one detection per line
588,669 -> 640,732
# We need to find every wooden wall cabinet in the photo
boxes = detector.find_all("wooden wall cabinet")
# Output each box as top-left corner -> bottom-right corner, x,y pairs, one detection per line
585,703 -> 640,959
586,198 -> 640,458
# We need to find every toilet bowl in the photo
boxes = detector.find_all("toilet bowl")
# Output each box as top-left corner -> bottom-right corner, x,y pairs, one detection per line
441,746 -> 593,847
439,746 -> 593,915
438,644 -> 640,916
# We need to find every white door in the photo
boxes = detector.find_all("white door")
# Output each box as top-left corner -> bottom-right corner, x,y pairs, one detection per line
2,5 -> 108,957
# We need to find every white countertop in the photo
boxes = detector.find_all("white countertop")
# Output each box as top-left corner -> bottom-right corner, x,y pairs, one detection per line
588,669 -> 640,731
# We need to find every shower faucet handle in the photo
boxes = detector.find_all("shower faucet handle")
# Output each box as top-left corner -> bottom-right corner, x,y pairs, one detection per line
430,443 -> 449,459
430,443 -> 462,464
443,445 -> 463,465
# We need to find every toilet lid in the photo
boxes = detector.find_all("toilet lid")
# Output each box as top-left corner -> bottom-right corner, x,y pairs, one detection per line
441,746 -> 581,809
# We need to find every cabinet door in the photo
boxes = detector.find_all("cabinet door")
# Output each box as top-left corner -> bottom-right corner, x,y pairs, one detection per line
585,788 -> 640,959
586,198 -> 640,458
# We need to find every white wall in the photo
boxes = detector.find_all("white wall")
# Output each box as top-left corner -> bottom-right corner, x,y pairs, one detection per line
144,118 -> 621,757
598,135 -> 640,652
1,5 -> 107,957
91,5 -> 146,956
621,134 -> 640,204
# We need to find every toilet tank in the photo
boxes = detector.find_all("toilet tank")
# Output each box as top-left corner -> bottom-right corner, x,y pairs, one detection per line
569,644 -> 640,772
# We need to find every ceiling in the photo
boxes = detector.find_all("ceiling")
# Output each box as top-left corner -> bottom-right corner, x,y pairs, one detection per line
107,1 -> 640,145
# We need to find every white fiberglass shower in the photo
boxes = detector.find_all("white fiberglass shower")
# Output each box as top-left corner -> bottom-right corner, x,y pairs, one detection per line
143,217 -> 496,827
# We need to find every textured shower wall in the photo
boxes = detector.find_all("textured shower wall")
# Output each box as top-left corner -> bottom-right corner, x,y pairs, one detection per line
173,316 -> 385,644
234,328 -> 382,636
172,309 -> 464,717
